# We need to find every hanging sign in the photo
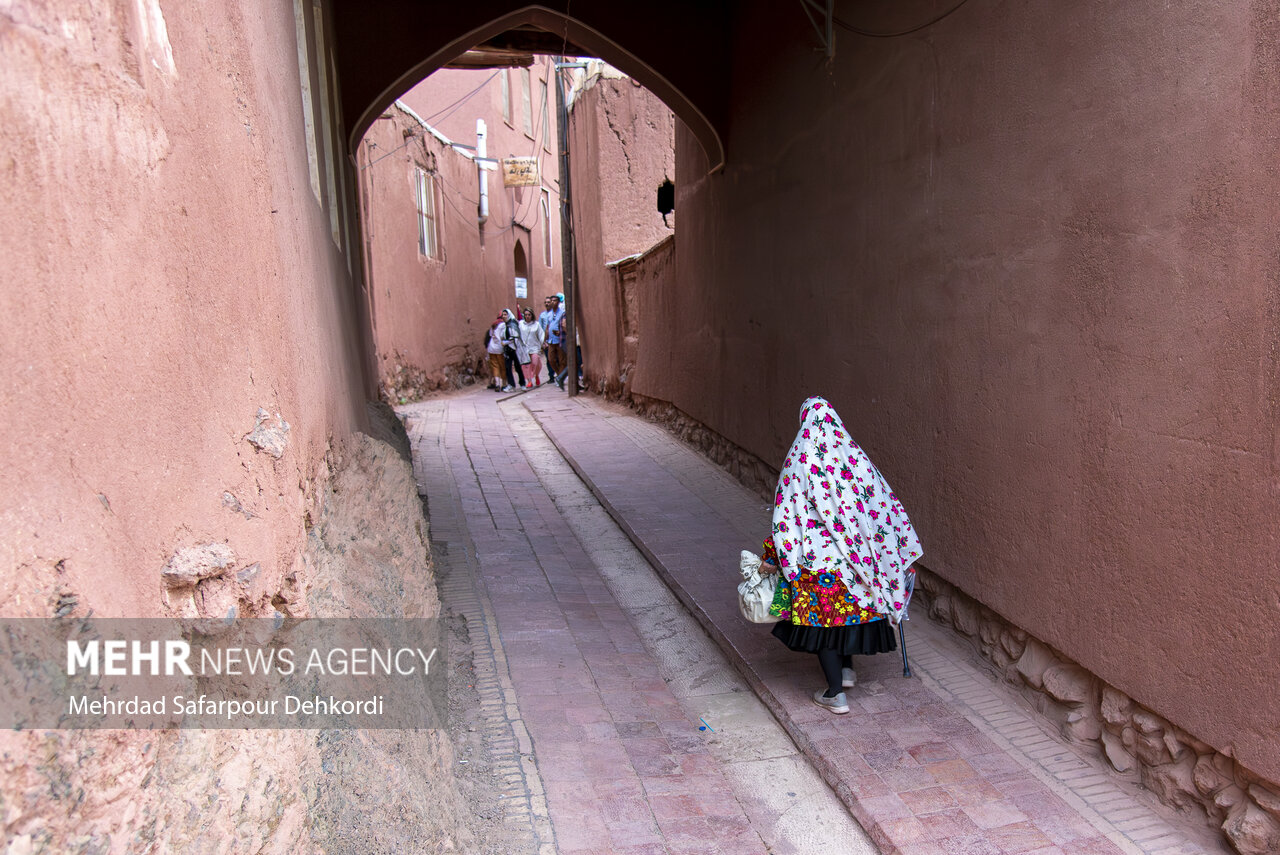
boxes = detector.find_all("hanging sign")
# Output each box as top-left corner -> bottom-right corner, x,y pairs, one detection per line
514,276 -> 528,299
501,157 -> 539,187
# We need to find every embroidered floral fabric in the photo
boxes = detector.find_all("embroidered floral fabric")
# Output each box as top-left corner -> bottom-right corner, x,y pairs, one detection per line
763,537 -> 883,626
771,396 -> 923,623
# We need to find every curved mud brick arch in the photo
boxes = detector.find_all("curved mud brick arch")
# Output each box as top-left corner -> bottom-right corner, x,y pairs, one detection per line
339,3 -> 727,174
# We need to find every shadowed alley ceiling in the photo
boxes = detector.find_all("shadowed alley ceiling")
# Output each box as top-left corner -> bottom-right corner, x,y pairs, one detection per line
331,1 -> 733,171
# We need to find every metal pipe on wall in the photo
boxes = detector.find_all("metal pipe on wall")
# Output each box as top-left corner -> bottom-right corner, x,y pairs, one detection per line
476,118 -> 489,225
554,57 -> 578,396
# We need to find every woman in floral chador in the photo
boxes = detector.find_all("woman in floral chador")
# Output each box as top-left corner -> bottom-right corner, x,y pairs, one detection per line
762,396 -> 923,714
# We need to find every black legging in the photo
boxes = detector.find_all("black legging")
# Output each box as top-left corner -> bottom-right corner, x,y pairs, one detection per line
503,349 -> 521,388
817,649 -> 854,696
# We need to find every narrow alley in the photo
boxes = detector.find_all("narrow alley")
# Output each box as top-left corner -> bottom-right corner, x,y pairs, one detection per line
401,387 -> 1225,855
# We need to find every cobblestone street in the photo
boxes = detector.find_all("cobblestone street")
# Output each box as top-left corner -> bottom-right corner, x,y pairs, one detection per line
402,388 -> 1227,855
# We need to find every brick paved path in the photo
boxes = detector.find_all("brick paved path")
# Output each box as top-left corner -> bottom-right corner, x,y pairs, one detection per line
521,394 -> 1225,855
404,389 -> 1225,855
404,392 -> 872,854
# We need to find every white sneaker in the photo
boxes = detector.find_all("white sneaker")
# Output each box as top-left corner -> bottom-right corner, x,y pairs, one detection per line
501,385 -> 514,392
842,667 -> 857,688
812,690 -> 850,714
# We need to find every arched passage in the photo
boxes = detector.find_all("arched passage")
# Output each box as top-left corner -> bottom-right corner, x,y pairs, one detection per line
513,237 -> 529,296
331,2 -> 730,172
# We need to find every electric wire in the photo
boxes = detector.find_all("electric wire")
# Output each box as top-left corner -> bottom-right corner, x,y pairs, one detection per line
424,69 -> 502,125
506,60 -> 553,231
363,58 -> 560,242
360,136 -> 414,170
834,0 -> 972,38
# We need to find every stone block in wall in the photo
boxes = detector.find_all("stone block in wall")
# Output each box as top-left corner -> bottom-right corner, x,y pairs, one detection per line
1216,784 -> 1247,811
1101,728 -> 1136,773
1066,709 -> 1102,742
1134,735 -> 1174,768
1132,709 -> 1164,734
928,589 -> 954,624
1213,784 -> 1247,824
244,408 -> 290,458
1043,663 -> 1092,705
979,616 -> 1001,645
950,596 -> 981,637
1249,782 -> 1280,816
1101,685 -> 1132,725
1224,801 -> 1280,855
1140,753 -> 1200,810
999,627 -> 1027,658
1195,753 -> 1234,797
1014,638 -> 1056,689
162,542 -> 235,585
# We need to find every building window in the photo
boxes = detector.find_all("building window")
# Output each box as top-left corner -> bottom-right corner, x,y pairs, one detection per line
291,0 -> 320,203
541,189 -> 553,267
415,168 -> 438,258
311,0 -> 342,248
501,70 -> 511,125
521,68 -> 533,135
540,78 -> 550,150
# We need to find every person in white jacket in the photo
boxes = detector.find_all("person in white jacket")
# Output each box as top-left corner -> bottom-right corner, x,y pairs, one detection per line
499,308 -> 525,391
517,307 -> 547,387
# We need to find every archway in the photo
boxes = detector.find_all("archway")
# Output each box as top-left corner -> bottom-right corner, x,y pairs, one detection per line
513,236 -> 529,302
332,2 -> 729,173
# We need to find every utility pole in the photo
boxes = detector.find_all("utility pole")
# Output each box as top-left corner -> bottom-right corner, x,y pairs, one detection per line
554,57 -> 580,396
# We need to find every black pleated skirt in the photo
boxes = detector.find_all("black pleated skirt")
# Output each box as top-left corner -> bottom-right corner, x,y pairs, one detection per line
771,618 -> 898,655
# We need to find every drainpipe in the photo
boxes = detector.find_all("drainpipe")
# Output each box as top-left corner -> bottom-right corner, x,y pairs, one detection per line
555,57 -> 581,396
476,118 -> 489,226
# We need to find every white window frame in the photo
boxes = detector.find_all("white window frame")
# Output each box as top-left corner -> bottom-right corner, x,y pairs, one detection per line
541,189 -> 553,267
501,70 -> 511,125
415,168 -> 438,259
540,78 -> 550,151
521,68 -> 533,135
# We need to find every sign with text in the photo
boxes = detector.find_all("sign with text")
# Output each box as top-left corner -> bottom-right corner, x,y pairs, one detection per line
514,276 -> 528,299
0,618 -> 446,729
501,157 -> 539,187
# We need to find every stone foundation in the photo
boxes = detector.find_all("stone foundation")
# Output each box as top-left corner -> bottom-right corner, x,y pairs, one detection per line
0,412 -> 472,853
621,392 -> 781,500
914,570 -> 1280,855
378,350 -> 482,405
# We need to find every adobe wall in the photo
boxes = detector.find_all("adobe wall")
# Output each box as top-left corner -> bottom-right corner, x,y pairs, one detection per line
1,0 -> 365,620
632,0 -> 1280,791
0,2 -> 464,849
568,75 -> 675,394
401,65 -> 561,298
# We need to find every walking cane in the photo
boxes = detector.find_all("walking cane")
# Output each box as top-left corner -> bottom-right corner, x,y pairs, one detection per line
899,622 -> 911,677
899,572 -> 915,677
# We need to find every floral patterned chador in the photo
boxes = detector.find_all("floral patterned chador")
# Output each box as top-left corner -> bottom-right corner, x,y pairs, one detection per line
765,396 -> 922,655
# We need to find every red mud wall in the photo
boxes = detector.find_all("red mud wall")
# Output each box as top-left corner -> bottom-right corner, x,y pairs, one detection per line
633,2 -> 1280,782
569,74 -> 675,393
359,71 -> 563,394
0,0 -> 367,619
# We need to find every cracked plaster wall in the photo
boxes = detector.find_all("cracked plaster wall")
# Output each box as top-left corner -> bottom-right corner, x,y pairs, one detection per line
568,73 -> 676,397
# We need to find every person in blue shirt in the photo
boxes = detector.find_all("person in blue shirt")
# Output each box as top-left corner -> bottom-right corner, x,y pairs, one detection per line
545,294 -> 565,383
537,295 -> 556,383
